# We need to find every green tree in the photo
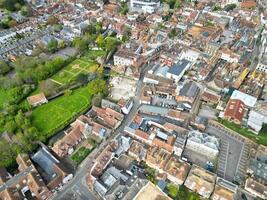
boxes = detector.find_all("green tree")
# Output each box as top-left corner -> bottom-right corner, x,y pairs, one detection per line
0,60 -> 11,75
47,39 -> 58,53
96,35 -> 105,49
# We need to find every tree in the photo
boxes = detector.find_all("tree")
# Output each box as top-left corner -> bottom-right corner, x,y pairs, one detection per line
8,19 -> 17,28
47,39 -> 58,53
96,35 -> 105,49
40,80 -> 58,96
92,94 -> 103,107
260,124 -> 267,134
47,16 -> 59,25
21,5 -> 28,16
0,60 -> 11,75
76,73 -> 88,85
119,2 -> 128,15
4,119 -> 17,133
224,4 -> 236,12
72,37 -> 88,52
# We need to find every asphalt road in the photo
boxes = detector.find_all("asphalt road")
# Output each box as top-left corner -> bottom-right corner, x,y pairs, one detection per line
52,60 -> 154,200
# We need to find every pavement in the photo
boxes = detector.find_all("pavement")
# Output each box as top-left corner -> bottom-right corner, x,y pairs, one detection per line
51,60 -> 154,200
206,123 -> 250,183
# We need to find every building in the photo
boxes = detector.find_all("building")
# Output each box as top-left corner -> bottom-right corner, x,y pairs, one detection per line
133,182 -> 171,200
128,140 -> 147,161
176,81 -> 200,108
27,92 -> 48,107
31,147 -> 73,190
0,146 -> 72,200
121,99 -> 133,115
211,178 -> 238,200
130,0 -> 161,13
52,115 -> 94,157
0,154 -> 52,200
163,156 -> 190,185
166,59 -> 191,82
185,130 -> 220,161
184,165 -> 216,199
145,146 -> 171,171
224,99 -> 245,125
245,145 -> 267,199
248,103 -> 267,133
230,90 -> 257,108
114,49 -> 143,68
245,178 -> 267,200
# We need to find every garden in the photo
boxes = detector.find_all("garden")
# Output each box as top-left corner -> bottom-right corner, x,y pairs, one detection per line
31,79 -> 107,137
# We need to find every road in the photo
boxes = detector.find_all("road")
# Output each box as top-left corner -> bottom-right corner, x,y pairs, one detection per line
52,60 -> 154,200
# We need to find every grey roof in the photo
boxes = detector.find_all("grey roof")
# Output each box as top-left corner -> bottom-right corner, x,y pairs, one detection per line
168,59 -> 190,76
179,81 -> 200,98
31,147 -> 59,181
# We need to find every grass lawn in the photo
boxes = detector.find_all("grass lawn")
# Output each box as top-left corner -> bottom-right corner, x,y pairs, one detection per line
166,184 -> 179,199
31,79 -> 105,137
50,50 -> 105,85
0,89 -> 11,109
81,50 -> 106,61
218,119 -> 267,146
71,146 -> 94,165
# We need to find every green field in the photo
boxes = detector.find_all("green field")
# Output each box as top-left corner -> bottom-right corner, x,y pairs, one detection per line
0,89 -> 11,109
50,50 -> 105,85
32,79 -> 105,137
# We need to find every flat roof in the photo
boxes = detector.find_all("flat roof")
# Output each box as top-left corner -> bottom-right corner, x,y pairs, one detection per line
135,182 -> 171,200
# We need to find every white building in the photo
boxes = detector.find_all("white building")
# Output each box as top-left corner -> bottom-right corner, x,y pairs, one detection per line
248,103 -> 267,133
230,90 -> 257,108
185,130 -> 219,160
130,0 -> 161,13
179,49 -> 200,63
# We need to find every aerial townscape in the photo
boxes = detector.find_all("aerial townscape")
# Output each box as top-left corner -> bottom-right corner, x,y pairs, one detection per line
0,0 -> 267,200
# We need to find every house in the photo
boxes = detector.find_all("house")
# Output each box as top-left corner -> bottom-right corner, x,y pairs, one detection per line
211,178 -> 238,200
224,99 -> 245,125
201,89 -> 221,105
184,165 -> 216,198
87,106 -> 124,129
166,59 -> 191,82
128,140 -> 147,161
145,146 -> 171,172
0,155 -> 51,200
52,117 -> 91,157
163,156 -> 191,185
114,48 -> 143,69
27,92 -> 48,107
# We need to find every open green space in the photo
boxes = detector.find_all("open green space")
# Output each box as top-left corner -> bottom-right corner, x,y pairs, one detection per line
0,89 -> 11,109
71,146 -> 94,164
218,119 -> 267,146
32,79 -> 106,137
50,50 -> 105,85
81,50 -> 106,61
